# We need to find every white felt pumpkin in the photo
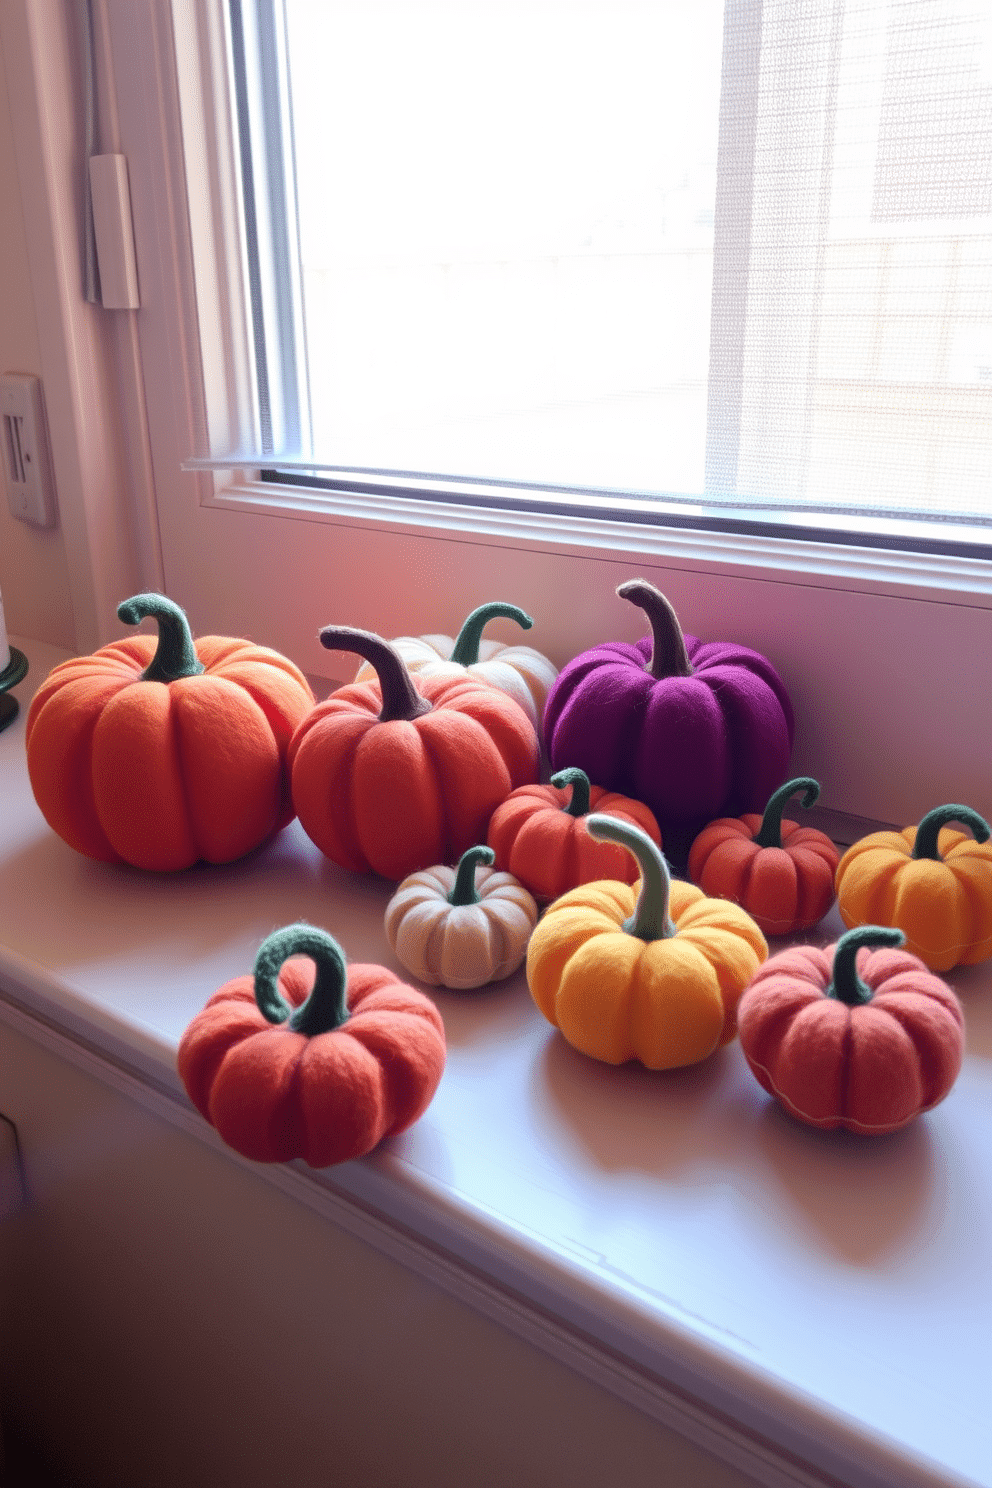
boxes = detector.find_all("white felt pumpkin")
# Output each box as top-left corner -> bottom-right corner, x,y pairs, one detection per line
385,845 -> 539,989
354,601 -> 558,738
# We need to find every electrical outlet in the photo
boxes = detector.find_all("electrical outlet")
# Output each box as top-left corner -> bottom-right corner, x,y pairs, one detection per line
1,373 -> 57,528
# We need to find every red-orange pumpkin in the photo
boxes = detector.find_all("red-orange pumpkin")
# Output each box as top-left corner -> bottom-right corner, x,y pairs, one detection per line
687,777 -> 839,935
737,925 -> 964,1134
486,767 -> 662,900
177,923 -> 447,1166
25,593 -> 315,871
290,626 -> 540,879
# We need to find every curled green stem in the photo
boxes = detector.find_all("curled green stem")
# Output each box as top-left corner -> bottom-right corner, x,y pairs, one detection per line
253,923 -> 350,1036
826,925 -> 905,1006
551,768 -> 591,818
449,602 -> 533,666
616,579 -> 693,680
754,777 -> 820,849
118,593 -> 205,683
320,626 -> 431,723
586,813 -> 676,942
448,845 -> 494,905
912,804 -> 991,861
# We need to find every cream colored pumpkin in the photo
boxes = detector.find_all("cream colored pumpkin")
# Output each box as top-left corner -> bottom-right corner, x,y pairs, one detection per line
385,845 -> 539,989
354,601 -> 558,738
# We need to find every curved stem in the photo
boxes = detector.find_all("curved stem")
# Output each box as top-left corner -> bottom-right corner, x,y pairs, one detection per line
320,626 -> 432,723
754,777 -> 820,849
616,580 -> 693,680
551,767 -> 591,818
447,845 -> 494,905
252,923 -> 351,1036
586,813 -> 676,941
826,925 -> 905,1006
117,594 -> 205,683
912,803 -> 991,861
449,602 -> 533,666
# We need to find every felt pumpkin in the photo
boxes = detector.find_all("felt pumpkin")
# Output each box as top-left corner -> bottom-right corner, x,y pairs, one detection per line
526,814 -> 767,1069
687,777 -> 840,936
835,803 -> 992,972
290,626 -> 540,880
737,926 -> 964,1134
177,923 -> 446,1166
25,593 -> 315,871
353,601 -> 558,738
487,767 -> 662,901
385,844 -> 538,989
543,579 -> 794,859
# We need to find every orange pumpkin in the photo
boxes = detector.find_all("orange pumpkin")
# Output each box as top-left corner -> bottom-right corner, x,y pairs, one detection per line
737,925 -> 964,1134
487,767 -> 662,900
835,803 -> 992,971
178,924 -> 446,1166
290,626 -> 540,879
25,593 -> 315,871
688,777 -> 839,935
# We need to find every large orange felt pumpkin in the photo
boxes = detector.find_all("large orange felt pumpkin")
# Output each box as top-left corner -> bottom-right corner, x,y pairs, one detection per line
178,924 -> 446,1166
835,803 -> 992,971
737,925 -> 964,1134
687,777 -> 839,935
486,767 -> 662,900
290,626 -> 540,879
26,593 -> 315,871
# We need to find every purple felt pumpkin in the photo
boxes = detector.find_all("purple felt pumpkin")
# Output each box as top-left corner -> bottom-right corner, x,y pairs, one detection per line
544,580 -> 794,855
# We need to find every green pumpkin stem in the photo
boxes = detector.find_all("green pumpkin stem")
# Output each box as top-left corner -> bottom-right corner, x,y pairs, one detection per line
252,923 -> 350,1037
448,602 -> 533,666
616,580 -> 693,681
911,804 -> 991,861
826,925 -> 905,1006
448,845 -> 494,905
320,626 -> 432,723
117,593 -> 205,683
586,813 -> 676,942
754,777 -> 820,849
551,767 -> 591,818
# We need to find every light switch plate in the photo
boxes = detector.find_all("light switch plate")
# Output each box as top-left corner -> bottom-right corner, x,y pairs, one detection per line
1,373 -> 57,528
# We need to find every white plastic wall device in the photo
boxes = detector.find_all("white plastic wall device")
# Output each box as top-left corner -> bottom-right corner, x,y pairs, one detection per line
89,153 -> 140,311
1,373 -> 57,528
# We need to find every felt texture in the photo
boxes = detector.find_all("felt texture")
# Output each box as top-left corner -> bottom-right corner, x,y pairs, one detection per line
737,935 -> 965,1134
385,847 -> 539,989
486,770 -> 662,901
544,623 -> 794,846
525,816 -> 767,1069
687,779 -> 839,935
290,662 -> 540,881
25,629 -> 315,871
835,805 -> 992,971
178,932 -> 446,1167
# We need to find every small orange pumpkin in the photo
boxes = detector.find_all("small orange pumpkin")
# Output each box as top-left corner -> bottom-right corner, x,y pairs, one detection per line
26,593 -> 315,870
487,767 -> 662,901
835,803 -> 992,971
737,925 -> 964,1134
290,626 -> 540,879
177,924 -> 446,1166
688,777 -> 839,935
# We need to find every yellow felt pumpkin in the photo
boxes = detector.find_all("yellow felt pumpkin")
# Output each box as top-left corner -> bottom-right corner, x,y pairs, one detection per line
526,814 -> 768,1068
385,845 -> 538,989
835,803 -> 992,972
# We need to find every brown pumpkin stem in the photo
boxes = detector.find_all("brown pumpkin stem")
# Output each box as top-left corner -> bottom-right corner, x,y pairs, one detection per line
320,626 -> 432,723
616,580 -> 693,681
448,845 -> 495,906
449,602 -> 533,666
826,925 -> 905,1006
252,923 -> 351,1036
117,593 -> 205,683
911,804 -> 991,861
754,777 -> 820,849
586,813 -> 676,942
551,767 -> 591,818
